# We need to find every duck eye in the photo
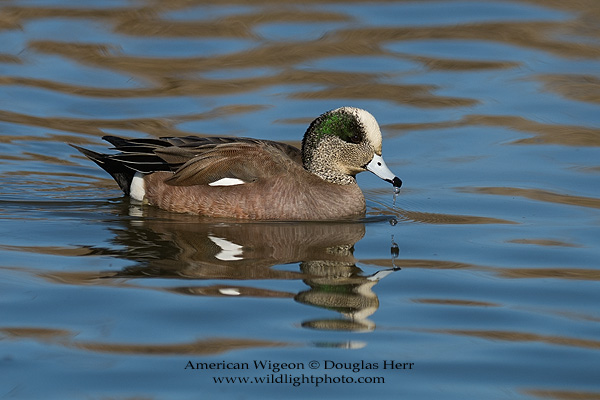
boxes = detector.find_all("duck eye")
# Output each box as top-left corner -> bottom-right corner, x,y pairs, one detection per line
349,134 -> 361,144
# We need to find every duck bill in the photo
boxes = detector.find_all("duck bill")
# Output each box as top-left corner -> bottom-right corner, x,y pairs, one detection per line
366,154 -> 402,188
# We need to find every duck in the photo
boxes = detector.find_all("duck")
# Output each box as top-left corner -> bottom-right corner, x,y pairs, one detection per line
71,107 -> 402,220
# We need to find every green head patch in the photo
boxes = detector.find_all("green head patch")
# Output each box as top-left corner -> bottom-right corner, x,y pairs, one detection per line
309,109 -> 365,145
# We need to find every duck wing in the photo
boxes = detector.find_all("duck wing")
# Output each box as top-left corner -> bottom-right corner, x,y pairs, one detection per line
102,135 -> 302,170
158,136 -> 302,166
163,140 -> 303,186
73,135 -> 303,189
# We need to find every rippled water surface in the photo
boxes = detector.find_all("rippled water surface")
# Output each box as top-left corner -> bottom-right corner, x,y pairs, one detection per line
1,1 -> 599,399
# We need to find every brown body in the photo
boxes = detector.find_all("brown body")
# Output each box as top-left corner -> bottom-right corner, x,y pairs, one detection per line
144,171 -> 366,220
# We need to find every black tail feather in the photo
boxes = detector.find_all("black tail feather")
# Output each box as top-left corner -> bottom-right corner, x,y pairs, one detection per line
102,135 -> 174,153
71,135 -> 179,195
70,144 -> 137,195
71,135 -> 273,196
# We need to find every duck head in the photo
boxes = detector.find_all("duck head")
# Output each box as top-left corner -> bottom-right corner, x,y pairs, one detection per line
302,107 -> 402,188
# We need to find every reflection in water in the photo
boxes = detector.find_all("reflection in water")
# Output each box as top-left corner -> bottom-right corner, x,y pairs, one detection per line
385,113 -> 600,147
0,104 -> 265,139
506,238 -> 581,248
0,327 -> 290,356
297,257 -> 397,332
433,329 -> 600,350
1,0 -> 597,139
371,202 -> 518,225
362,258 -> 600,281
524,389 -> 600,400
45,206 -> 398,332
464,186 -> 600,209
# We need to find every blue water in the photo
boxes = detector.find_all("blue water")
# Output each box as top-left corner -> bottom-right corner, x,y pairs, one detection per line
1,1 -> 599,399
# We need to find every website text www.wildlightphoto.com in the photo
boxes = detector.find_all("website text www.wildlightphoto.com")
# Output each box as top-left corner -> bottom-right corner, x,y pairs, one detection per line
185,359 -> 415,387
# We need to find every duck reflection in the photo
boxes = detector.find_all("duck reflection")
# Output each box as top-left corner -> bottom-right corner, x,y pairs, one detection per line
103,203 -> 398,331
297,234 -> 400,332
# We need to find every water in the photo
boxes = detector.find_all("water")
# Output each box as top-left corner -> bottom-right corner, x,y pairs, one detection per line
1,1 -> 599,399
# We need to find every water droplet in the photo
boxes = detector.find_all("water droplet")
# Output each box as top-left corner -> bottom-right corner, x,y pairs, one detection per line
391,244 -> 399,258
389,217 -> 397,226
390,235 -> 400,270
392,186 -> 401,206
391,236 -> 399,258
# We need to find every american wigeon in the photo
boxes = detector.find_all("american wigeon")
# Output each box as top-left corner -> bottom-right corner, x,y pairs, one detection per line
72,107 -> 402,220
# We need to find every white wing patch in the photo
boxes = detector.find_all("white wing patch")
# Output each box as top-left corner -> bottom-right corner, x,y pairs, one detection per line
208,177 -> 246,187
367,269 -> 395,281
219,288 -> 241,296
208,235 -> 244,261
130,172 -> 146,201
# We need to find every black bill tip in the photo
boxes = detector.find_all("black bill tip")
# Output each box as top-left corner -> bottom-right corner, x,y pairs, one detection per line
388,176 -> 402,188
